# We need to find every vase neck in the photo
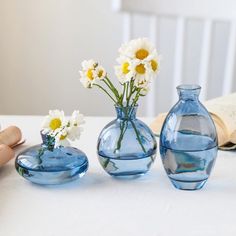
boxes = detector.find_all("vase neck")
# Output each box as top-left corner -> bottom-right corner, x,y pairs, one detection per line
115,105 -> 137,120
41,132 -> 55,151
177,84 -> 201,101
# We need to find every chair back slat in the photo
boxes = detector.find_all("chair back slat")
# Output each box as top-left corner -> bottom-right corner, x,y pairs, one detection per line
146,15 -> 157,116
223,21 -> 236,95
198,20 -> 213,100
122,13 -> 132,42
172,17 -> 185,104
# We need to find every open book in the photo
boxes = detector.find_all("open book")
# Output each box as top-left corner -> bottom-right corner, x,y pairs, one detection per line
150,93 -> 236,150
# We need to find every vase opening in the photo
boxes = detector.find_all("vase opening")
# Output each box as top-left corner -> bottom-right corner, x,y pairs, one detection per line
115,105 -> 138,120
177,84 -> 201,100
40,132 -> 55,151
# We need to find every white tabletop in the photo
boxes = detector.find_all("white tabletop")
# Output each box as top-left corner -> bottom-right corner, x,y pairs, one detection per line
0,116 -> 236,236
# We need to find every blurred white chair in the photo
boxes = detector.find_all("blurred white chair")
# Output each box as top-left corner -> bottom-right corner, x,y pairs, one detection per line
112,0 -> 236,116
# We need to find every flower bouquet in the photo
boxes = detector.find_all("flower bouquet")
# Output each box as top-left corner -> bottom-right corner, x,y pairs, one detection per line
79,38 -> 160,177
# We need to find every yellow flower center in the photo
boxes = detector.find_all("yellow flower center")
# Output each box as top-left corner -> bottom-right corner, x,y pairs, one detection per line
151,60 -> 158,72
135,64 -> 146,74
135,49 -> 149,60
49,118 -> 62,131
60,134 -> 67,140
87,69 -> 94,81
122,62 -> 130,74
98,70 -> 104,78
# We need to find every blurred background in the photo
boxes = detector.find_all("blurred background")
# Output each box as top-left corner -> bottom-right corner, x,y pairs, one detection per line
0,0 -> 235,116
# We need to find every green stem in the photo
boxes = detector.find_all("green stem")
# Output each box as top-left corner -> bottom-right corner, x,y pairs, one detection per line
94,84 -> 117,104
102,79 -> 113,91
103,158 -> 110,168
105,77 -> 120,99
121,84 -> 126,104
127,80 -> 135,106
115,106 -> 147,154
130,119 -> 146,153
125,82 -> 129,103
102,79 -> 119,99
131,88 -> 141,106
115,119 -> 127,153
37,148 -> 44,164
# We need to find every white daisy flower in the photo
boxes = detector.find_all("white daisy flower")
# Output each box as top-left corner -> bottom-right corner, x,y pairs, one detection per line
41,110 -> 66,134
70,110 -> 85,127
115,57 -> 134,84
54,125 -> 81,147
94,66 -> 106,80
79,59 -> 98,88
119,38 -> 157,62
116,38 -> 160,86
67,126 -> 82,141
129,60 -> 152,86
54,130 -> 70,147
67,110 -> 85,142
41,110 -> 85,148
81,59 -> 97,71
147,54 -> 161,76
55,139 -> 70,148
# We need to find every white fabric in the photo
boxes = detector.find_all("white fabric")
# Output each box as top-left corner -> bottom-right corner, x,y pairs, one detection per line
0,116 -> 236,236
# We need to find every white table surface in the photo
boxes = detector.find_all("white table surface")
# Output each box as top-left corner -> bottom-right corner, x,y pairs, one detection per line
0,115 -> 236,236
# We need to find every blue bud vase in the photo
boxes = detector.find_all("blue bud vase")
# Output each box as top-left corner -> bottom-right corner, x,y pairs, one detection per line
160,84 -> 218,190
15,133 -> 89,185
97,105 -> 157,177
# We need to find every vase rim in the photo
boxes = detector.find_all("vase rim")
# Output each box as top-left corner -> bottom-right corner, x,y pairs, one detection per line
177,84 -> 201,91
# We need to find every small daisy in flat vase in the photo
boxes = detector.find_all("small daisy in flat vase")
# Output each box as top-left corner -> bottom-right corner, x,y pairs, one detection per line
41,110 -> 85,151
15,110 -> 89,185
79,38 -> 160,177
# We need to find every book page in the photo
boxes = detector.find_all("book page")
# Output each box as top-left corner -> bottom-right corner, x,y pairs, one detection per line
208,112 -> 230,146
205,93 -> 236,137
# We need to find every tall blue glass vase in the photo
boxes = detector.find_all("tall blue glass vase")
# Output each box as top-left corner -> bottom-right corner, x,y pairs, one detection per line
160,85 -> 218,190
97,105 -> 157,177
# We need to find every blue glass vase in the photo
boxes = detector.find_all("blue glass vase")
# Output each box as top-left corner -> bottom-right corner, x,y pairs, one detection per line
15,134 -> 89,185
160,85 -> 218,190
97,105 -> 157,177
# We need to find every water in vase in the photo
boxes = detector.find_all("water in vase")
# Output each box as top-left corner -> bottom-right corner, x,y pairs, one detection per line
160,130 -> 217,190
98,151 -> 156,177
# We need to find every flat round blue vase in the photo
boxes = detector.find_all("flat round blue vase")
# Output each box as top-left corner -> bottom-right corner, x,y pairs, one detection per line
15,145 -> 89,185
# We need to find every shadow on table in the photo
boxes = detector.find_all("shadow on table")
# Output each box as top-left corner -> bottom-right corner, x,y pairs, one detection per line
29,171 -> 108,191
27,169 -> 164,191
110,170 -> 160,183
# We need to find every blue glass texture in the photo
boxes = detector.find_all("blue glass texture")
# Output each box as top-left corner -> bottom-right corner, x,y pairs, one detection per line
15,145 -> 88,185
97,106 -> 157,177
